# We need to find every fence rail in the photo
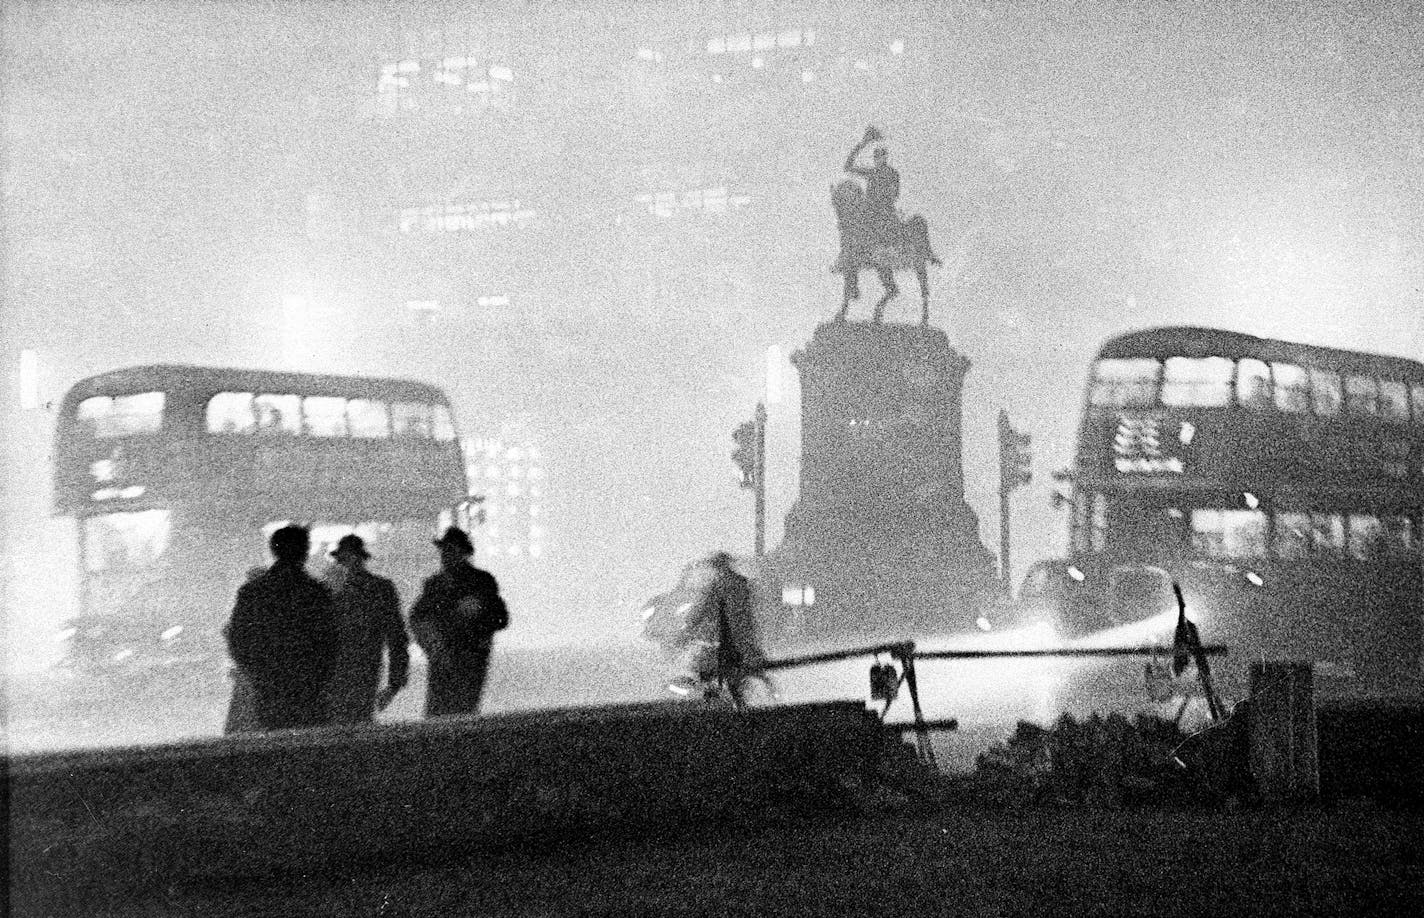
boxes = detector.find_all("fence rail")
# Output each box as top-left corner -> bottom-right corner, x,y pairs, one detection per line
761,640 -> 1230,767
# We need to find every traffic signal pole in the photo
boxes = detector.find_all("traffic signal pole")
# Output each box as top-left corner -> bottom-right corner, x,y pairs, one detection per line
997,409 -> 1032,598
754,401 -> 766,558
732,403 -> 768,557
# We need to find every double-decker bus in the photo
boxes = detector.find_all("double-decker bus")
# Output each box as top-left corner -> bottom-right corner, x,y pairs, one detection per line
1026,326 -> 1424,701
52,364 -> 472,682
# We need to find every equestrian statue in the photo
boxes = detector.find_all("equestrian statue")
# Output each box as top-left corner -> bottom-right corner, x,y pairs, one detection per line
832,126 -> 942,325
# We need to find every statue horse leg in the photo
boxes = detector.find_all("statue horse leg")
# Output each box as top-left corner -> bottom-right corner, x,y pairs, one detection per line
837,269 -> 860,321
907,215 -> 941,267
872,266 -> 898,323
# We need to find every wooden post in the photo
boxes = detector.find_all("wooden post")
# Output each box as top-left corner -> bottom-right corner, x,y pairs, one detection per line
1248,662 -> 1319,805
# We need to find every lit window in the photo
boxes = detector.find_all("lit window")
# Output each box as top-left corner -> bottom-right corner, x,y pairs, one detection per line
393,401 -> 433,438
255,394 -> 301,435
207,392 -> 256,434
348,399 -> 391,438
1190,509 -> 1267,558
1271,363 -> 1310,413
1379,380 -> 1410,422
728,34 -> 752,53
1236,359 -> 1272,410
304,396 -> 349,437
82,509 -> 171,577
1161,357 -> 1233,407
1310,369 -> 1342,416
78,392 -> 165,438
1090,358 -> 1160,407
1309,513 -> 1346,555
777,29 -> 801,47
889,39 -> 905,54
1345,375 -> 1379,416
707,36 -> 726,54
1274,512 -> 1312,559
433,405 -> 457,442
801,69 -> 814,83
754,32 -> 775,50
1347,514 -> 1384,560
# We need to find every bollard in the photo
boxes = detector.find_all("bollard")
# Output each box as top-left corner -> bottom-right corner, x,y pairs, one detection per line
1248,662 -> 1319,805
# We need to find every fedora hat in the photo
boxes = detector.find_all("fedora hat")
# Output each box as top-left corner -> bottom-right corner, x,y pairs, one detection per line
432,527 -> 474,555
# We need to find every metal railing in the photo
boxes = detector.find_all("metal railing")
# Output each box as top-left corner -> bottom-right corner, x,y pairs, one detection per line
764,640 -> 1229,767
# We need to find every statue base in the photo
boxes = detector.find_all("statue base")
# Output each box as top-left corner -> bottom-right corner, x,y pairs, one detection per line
763,319 -> 995,642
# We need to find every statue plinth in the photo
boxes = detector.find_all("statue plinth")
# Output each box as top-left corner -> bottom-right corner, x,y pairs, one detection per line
765,320 -> 995,640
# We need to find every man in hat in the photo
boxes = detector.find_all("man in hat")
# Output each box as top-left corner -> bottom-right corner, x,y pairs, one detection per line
322,534 -> 410,724
681,551 -> 770,708
409,527 -> 510,717
226,525 -> 337,730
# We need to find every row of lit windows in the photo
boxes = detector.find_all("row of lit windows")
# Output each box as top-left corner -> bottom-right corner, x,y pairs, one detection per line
1092,356 -> 1424,423
205,392 -> 457,441
634,186 -> 752,218
398,201 -> 536,234
1091,505 -> 1419,562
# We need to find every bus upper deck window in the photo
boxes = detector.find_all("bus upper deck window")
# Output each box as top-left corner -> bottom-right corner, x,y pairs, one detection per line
348,399 -> 391,438
1310,369 -> 1342,416
254,393 -> 301,435
1378,380 -> 1409,423
432,404 -> 457,442
1160,357 -> 1232,408
304,396 -> 349,437
1236,359 -> 1272,410
1089,358 -> 1159,407
1345,374 -> 1379,416
78,392 -> 165,437
1271,363 -> 1310,413
393,401 -> 433,438
207,392 -> 256,434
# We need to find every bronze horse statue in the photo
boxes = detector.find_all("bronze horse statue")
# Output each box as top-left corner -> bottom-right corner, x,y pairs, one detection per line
831,180 -> 940,325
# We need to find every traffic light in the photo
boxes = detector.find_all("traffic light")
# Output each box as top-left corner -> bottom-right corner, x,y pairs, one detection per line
732,420 -> 757,488
998,409 -> 1032,492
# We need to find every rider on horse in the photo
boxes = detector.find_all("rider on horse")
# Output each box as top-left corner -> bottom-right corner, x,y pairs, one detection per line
844,128 -> 902,249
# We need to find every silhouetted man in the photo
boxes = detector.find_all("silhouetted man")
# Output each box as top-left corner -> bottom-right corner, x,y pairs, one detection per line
409,527 -> 509,717
226,525 -> 337,730
684,551 -> 770,708
322,534 -> 409,724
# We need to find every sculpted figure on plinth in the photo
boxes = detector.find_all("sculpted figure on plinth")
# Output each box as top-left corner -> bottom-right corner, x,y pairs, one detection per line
832,126 -> 942,326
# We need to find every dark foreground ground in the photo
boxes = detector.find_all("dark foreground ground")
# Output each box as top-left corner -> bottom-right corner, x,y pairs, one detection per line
17,804 -> 1422,917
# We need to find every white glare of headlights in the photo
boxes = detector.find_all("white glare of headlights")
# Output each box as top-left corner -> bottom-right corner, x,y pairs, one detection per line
113,649 -> 135,662
1245,571 -> 1264,587
975,615 -> 992,632
1243,492 -> 1259,509
161,625 -> 184,641
640,605 -> 655,620
1067,565 -> 1085,582
56,627 -> 78,642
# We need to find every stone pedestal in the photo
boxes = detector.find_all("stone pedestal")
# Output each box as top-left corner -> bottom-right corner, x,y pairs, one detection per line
766,321 -> 995,640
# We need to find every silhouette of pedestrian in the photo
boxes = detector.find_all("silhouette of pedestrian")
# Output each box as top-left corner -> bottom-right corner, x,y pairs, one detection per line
683,551 -> 771,708
225,525 -> 337,730
322,534 -> 410,724
409,528 -> 509,717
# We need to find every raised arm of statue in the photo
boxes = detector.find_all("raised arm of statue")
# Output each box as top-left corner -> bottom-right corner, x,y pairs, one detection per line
844,126 -> 883,175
